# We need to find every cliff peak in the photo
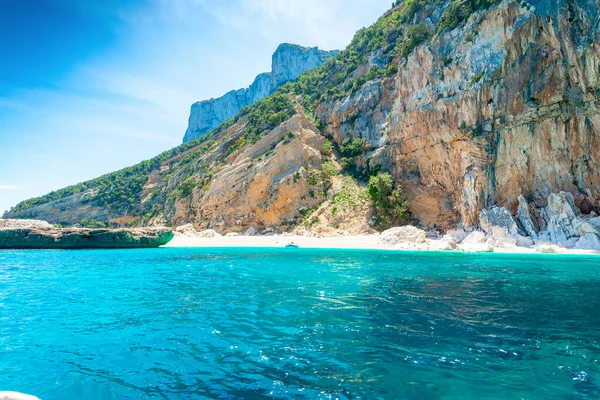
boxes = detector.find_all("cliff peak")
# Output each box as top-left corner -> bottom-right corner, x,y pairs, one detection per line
182,43 -> 339,143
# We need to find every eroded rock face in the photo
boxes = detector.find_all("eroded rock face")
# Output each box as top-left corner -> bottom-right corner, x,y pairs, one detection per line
0,227 -> 174,249
183,44 -> 338,143
317,0 -> 600,230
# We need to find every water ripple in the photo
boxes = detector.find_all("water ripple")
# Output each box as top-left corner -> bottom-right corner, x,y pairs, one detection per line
1,248 -> 600,399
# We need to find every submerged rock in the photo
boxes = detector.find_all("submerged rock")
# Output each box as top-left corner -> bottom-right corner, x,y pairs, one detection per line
0,227 -> 174,249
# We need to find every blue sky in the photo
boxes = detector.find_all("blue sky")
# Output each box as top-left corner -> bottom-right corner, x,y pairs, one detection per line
0,0 -> 390,214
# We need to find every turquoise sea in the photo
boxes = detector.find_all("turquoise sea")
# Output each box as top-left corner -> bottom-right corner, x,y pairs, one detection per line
1,248 -> 599,399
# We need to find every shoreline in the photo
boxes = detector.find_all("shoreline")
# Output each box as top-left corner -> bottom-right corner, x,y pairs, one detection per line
164,233 -> 600,256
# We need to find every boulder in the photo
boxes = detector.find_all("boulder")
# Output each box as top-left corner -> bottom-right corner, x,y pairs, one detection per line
461,230 -> 487,244
198,229 -> 222,238
574,233 -> 600,251
547,192 -> 579,220
446,229 -> 468,243
572,219 -> 600,237
588,217 -> 600,230
380,226 -> 427,245
480,207 -> 519,236
175,223 -> 198,237
428,235 -> 457,251
547,215 -> 576,244
0,227 -> 174,249
244,227 -> 257,236
516,195 -> 538,240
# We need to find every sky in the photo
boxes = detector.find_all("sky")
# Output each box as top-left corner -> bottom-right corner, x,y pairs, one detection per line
0,0 -> 391,214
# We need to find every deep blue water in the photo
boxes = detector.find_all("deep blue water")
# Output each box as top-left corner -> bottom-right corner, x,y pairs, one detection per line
1,248 -> 600,399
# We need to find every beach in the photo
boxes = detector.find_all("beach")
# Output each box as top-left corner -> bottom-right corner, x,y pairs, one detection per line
164,232 -> 600,255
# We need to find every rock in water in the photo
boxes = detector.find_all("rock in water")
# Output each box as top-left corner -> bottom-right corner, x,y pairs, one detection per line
380,226 -> 427,245
183,44 -> 338,143
0,227 -> 174,249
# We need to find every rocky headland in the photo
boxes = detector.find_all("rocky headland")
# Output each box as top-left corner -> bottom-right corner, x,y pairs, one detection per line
0,219 -> 174,249
5,0 -> 600,247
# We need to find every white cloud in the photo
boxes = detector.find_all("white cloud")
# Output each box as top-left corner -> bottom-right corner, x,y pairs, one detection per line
0,185 -> 24,191
204,0 -> 389,50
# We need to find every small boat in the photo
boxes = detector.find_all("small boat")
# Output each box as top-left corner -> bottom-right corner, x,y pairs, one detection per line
285,242 -> 299,248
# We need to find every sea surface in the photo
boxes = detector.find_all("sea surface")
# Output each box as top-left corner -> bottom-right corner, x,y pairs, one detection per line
1,248 -> 599,399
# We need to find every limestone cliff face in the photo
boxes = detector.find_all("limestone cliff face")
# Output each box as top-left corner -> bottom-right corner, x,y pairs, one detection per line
183,44 -> 338,143
319,0 -> 600,230
7,0 -> 600,235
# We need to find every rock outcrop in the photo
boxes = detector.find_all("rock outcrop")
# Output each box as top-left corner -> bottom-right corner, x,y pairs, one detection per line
183,44 -> 338,143
0,222 -> 174,249
477,191 -> 600,251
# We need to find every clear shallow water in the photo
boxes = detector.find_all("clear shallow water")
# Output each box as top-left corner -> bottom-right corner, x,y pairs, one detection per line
1,248 -> 599,399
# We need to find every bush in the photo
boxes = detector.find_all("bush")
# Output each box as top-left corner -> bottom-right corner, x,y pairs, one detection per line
321,138 -> 334,156
340,137 -> 368,157
367,172 -> 409,227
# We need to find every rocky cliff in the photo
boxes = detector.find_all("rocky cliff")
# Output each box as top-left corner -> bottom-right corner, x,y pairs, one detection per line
183,43 -> 339,143
6,0 -> 600,241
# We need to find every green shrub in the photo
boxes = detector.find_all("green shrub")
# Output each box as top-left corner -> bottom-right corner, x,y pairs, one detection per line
340,137 -> 368,157
321,138 -> 334,156
367,172 -> 409,227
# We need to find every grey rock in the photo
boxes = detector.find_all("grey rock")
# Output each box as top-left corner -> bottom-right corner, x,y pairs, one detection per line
480,207 -> 519,236
574,233 -> 600,251
244,227 -> 257,236
589,217 -> 600,229
183,44 -> 338,143
516,195 -> 538,240
547,192 -> 579,220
